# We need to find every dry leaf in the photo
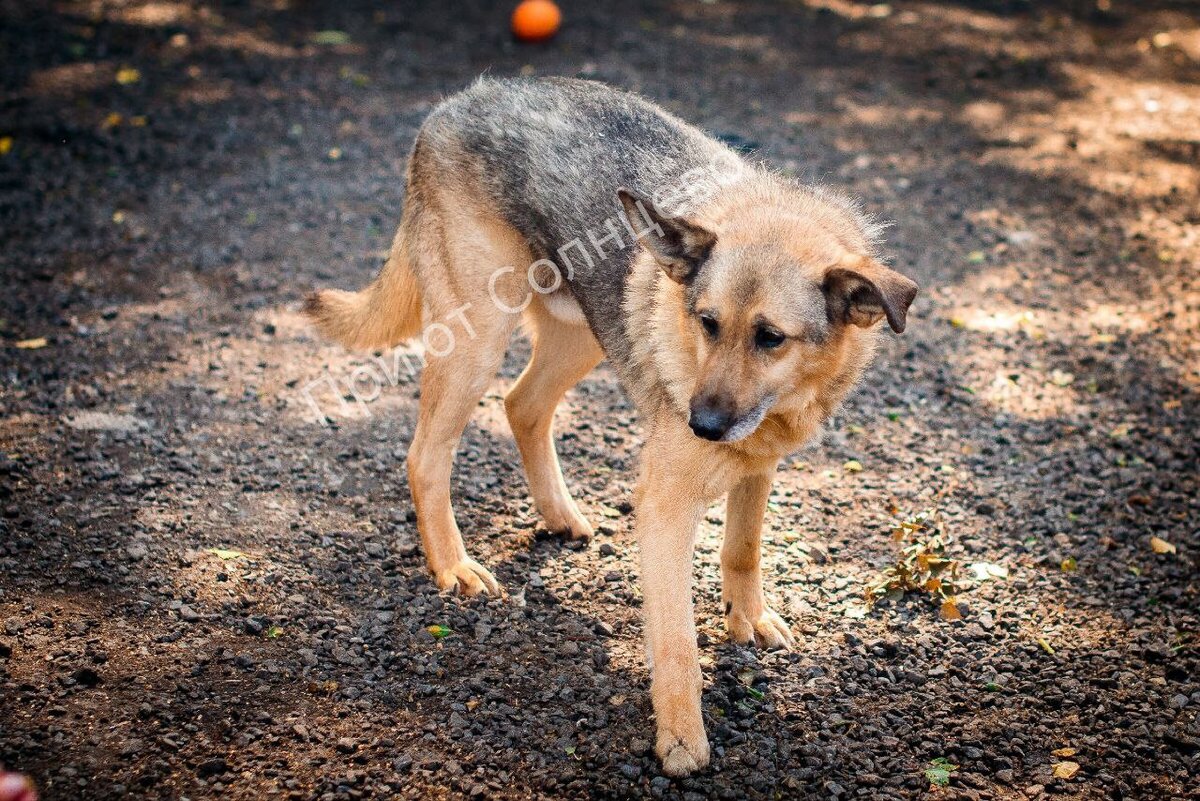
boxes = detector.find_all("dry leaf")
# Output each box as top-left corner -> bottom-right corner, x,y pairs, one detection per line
1051,747 -> 1077,758
15,337 -> 48,349
1149,536 -> 1176,555
309,30 -> 352,45
1052,761 -> 1080,780
940,599 -> 962,621
969,561 -> 1009,581
207,547 -> 245,560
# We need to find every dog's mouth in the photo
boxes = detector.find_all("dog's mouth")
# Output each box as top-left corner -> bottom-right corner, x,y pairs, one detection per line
719,395 -> 776,442
688,394 -> 776,443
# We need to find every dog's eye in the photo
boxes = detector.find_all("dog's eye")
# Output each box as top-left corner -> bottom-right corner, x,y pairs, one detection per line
754,327 -> 786,350
699,314 -> 720,338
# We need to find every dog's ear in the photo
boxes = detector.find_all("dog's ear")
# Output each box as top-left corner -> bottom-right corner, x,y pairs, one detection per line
823,254 -> 919,333
617,188 -> 716,284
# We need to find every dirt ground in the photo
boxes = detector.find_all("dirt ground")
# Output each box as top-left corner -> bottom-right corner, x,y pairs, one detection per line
1,1 -> 1198,799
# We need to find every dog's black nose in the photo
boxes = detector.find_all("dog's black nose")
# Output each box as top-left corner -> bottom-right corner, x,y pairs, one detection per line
688,407 -> 732,441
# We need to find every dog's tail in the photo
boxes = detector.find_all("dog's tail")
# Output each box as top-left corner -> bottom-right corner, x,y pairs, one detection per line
303,234 -> 423,351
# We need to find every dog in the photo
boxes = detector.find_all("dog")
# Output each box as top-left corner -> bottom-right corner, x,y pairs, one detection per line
304,76 -> 918,777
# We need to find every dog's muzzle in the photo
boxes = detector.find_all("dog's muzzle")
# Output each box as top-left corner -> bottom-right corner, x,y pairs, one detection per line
688,394 -> 777,443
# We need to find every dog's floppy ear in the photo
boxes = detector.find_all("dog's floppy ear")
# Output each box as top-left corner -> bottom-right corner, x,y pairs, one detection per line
617,188 -> 716,284
823,253 -> 919,333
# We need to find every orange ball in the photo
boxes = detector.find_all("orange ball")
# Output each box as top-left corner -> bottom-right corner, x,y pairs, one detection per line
511,0 -> 561,42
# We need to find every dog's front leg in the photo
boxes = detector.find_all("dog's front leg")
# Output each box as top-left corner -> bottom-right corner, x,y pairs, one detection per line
637,464 -> 709,777
721,472 -> 795,650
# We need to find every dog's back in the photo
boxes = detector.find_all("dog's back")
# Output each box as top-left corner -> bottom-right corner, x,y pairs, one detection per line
416,77 -> 742,360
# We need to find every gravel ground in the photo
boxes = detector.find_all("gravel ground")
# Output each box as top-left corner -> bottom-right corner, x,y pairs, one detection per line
1,1 -> 1198,799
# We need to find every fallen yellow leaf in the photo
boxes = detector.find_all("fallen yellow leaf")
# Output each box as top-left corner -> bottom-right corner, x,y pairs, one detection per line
1048,370 -> 1075,387
15,337 -> 48,349
1051,747 -> 1077,758
116,67 -> 141,85
1052,761 -> 1080,780
207,547 -> 245,560
940,599 -> 962,621
0,136 -> 12,155
843,459 -> 863,473
1149,536 -> 1176,555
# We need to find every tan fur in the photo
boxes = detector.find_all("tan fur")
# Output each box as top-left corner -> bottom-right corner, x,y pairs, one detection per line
304,112 -> 916,778
505,300 -> 603,540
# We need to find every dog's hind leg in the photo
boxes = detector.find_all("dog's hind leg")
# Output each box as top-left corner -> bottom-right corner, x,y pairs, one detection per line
721,472 -> 795,649
504,300 -> 603,540
408,332 -> 511,595
404,190 -> 529,596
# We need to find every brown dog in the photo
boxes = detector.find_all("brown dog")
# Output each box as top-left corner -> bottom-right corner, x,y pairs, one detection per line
305,77 -> 918,776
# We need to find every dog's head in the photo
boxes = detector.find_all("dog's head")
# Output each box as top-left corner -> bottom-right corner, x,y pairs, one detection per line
619,188 -> 918,443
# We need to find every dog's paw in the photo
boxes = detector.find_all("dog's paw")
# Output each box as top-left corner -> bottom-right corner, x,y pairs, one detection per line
725,604 -> 795,650
655,725 -> 710,777
433,558 -> 500,597
542,506 -> 594,542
